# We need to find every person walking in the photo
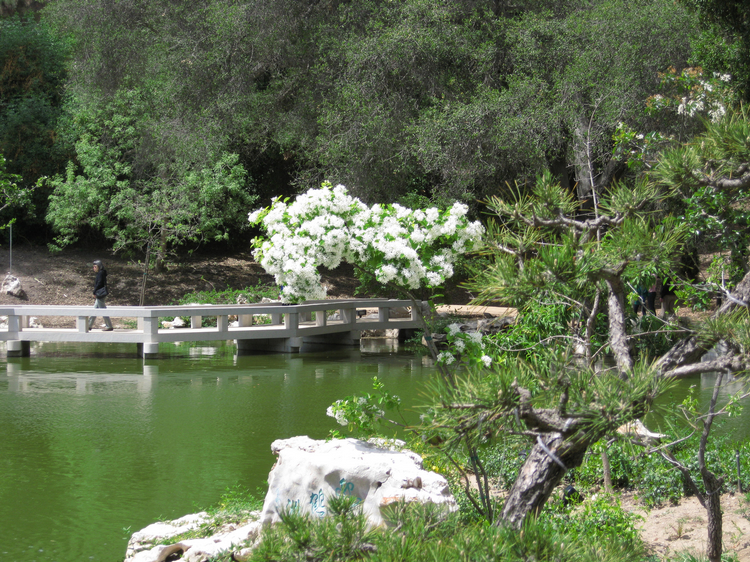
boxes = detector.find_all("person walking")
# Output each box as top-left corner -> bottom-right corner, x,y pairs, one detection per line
88,260 -> 113,331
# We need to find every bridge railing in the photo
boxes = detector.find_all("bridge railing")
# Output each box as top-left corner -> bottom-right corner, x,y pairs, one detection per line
0,299 -> 423,358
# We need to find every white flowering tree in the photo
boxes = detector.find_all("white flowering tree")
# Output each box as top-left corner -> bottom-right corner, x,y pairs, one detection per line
249,182 -> 484,363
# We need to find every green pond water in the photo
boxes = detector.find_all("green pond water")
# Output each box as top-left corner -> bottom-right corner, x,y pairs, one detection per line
0,340 -> 434,562
1,340 -> 746,562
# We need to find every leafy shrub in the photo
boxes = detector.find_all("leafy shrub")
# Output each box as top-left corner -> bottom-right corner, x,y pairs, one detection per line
177,282 -> 279,306
246,498 -> 647,562
479,437 -> 528,490
629,313 -> 684,359
161,282 -> 279,327
571,441 -> 636,489
541,493 -> 644,547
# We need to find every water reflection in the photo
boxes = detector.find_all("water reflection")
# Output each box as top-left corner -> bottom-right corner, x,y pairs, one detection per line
6,361 -> 161,395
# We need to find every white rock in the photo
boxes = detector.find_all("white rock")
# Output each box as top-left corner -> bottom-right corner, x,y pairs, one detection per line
2,274 -> 26,299
172,316 -> 186,328
129,543 -> 189,562
126,512 -> 209,558
388,307 -> 411,318
616,419 -> 667,443
261,436 -> 456,528
179,520 -> 262,562
124,513 -> 262,562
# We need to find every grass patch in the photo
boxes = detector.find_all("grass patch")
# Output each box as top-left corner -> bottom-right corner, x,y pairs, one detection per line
153,485 -> 264,545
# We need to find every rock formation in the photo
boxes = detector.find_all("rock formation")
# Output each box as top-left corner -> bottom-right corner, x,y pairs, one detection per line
123,437 -> 457,562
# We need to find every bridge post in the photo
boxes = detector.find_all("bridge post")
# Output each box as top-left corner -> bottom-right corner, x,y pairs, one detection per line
5,315 -> 30,357
284,312 -> 299,331
139,316 -> 160,359
378,307 -> 388,322
137,343 -> 160,359
7,340 -> 30,357
217,315 -> 228,332
77,316 -> 88,332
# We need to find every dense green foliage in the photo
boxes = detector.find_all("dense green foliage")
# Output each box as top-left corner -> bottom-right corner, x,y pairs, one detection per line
0,14 -> 71,229
655,107 -> 750,275
161,283 -> 278,327
0,152 -> 31,226
175,283 -> 279,307
245,496 -> 647,562
34,0 -> 698,215
683,0 -> 750,100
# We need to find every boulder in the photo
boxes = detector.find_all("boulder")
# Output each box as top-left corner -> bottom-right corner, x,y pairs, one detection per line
2,274 -> 27,300
476,315 -> 515,334
126,512 -> 209,559
124,511 -> 262,562
388,306 -> 411,318
616,419 -> 667,444
261,436 -> 457,528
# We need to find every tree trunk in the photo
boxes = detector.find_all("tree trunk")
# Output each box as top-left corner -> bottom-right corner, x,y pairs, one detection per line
700,371 -> 726,562
603,275 -> 634,372
573,120 -> 594,203
499,433 -> 593,528
602,448 -> 613,493
703,469 -> 723,562
154,228 -> 167,274
498,274 -> 635,528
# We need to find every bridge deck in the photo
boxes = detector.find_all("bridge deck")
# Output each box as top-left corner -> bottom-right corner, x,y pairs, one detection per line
0,299 -> 422,358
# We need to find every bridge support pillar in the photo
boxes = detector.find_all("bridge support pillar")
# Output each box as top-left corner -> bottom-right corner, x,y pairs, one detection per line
294,331 -> 361,349
6,340 -> 30,357
137,342 -> 160,359
235,337 -> 304,355
397,328 -> 416,342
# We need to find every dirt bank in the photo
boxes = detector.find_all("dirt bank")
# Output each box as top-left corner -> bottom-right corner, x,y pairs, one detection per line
0,244 -> 360,308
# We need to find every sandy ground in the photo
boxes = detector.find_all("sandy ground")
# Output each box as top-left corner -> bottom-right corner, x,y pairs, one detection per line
623,492 -> 750,561
1,244 -> 746,559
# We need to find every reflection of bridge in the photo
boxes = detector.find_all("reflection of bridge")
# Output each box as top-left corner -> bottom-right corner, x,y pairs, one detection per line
0,299 -> 422,359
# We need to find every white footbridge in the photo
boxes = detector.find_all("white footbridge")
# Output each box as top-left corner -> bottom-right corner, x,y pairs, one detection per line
0,299 -> 423,359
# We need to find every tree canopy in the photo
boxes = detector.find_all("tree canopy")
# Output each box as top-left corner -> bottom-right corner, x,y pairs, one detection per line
36,0 -> 700,213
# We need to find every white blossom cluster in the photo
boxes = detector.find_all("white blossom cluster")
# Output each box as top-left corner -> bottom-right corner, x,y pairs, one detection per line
676,72 -> 732,123
326,401 -> 350,426
438,327 -> 492,368
250,183 -> 484,302
326,397 -> 387,427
